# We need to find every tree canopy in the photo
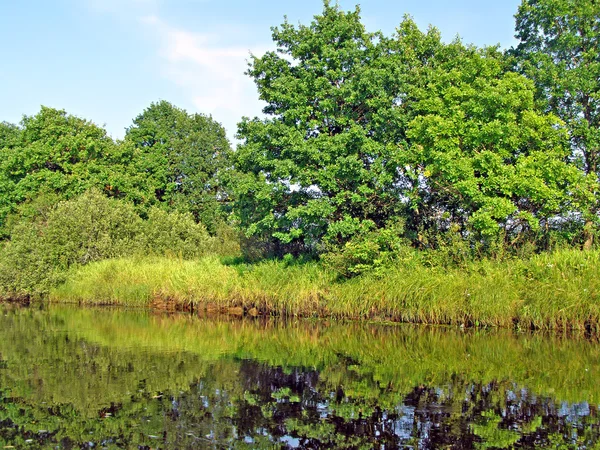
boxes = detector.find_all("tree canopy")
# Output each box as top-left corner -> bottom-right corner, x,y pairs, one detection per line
512,0 -> 600,179
125,100 -> 232,231
0,102 -> 231,237
233,2 -> 593,256
0,107 -> 137,235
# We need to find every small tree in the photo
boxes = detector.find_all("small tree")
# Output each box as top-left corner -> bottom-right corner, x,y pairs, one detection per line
0,190 -> 142,295
125,101 -> 232,232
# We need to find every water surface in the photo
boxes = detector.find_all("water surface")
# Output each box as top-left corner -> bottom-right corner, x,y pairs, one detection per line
0,304 -> 599,449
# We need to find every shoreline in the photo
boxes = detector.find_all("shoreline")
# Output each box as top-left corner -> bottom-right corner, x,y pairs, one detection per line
2,248 -> 598,333
7,247 -> 592,333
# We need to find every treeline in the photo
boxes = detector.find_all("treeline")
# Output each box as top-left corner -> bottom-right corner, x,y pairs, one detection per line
0,103 -> 236,295
1,0 -> 599,297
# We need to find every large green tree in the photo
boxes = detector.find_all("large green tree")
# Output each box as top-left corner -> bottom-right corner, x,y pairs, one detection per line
234,3 -> 405,255
511,0 -> 600,246
391,22 -> 592,245
512,0 -> 600,177
233,2 -> 591,255
125,101 -> 232,232
0,107 -> 141,235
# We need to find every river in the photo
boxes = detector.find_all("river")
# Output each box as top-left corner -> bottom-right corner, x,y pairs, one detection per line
0,304 -> 599,448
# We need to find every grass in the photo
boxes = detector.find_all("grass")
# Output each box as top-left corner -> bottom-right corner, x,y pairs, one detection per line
49,249 -> 600,331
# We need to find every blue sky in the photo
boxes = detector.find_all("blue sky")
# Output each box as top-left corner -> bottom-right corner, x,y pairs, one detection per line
1,0 -> 521,141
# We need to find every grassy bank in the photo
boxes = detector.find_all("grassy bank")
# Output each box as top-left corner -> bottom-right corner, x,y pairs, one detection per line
49,248 -> 600,331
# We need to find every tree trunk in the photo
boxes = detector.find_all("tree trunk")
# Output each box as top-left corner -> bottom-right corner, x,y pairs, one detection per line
583,220 -> 594,250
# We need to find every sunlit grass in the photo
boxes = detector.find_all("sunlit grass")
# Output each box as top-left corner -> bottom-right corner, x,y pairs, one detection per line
50,249 -> 600,331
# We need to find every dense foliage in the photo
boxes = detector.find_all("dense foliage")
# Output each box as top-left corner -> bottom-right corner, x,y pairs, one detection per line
125,101 -> 232,232
0,104 -> 229,297
0,107 -> 133,237
0,190 -> 214,296
234,2 -> 597,257
512,0 -> 600,180
511,0 -> 600,247
0,0 -> 598,297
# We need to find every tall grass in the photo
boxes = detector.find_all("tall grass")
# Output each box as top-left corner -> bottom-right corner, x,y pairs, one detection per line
50,249 -> 600,331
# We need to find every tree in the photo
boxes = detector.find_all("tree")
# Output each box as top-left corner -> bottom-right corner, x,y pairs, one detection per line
234,2 -> 590,255
0,122 -> 21,148
511,0 -> 600,246
390,22 -> 593,246
0,122 -> 22,231
234,3 -> 406,255
0,107 -> 139,235
125,101 -> 232,232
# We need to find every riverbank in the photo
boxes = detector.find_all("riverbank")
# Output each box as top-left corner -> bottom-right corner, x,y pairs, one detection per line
48,248 -> 600,332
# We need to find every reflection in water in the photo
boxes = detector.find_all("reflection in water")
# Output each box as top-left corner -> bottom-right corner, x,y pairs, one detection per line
0,304 -> 599,448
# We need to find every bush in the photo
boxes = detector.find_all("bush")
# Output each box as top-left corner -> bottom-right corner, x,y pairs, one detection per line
0,190 -> 142,296
0,190 -> 221,297
322,222 -> 414,278
139,207 -> 213,259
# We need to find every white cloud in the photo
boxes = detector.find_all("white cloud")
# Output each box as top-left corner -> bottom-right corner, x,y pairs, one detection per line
84,0 -> 269,141
142,16 -> 267,140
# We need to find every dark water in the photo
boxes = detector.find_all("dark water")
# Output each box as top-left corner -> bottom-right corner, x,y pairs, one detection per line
1,304 -> 599,449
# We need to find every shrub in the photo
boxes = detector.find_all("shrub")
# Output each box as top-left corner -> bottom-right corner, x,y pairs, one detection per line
322,221 -> 414,278
0,190 -> 142,296
139,207 -> 213,259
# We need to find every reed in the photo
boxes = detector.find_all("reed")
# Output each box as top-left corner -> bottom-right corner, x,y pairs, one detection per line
50,249 -> 600,331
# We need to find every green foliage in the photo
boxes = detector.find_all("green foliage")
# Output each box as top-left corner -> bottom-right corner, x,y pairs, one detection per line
0,102 -> 240,296
125,100 -> 232,233
512,0 -> 600,180
234,2 -> 591,255
2,1 -> 599,299
322,220 -> 412,277
139,207 -> 213,258
0,190 -> 141,296
0,107 -> 146,236
398,39 -> 593,243
0,190 -> 218,297
510,0 -> 600,246
0,103 -> 233,241
233,3 -> 407,254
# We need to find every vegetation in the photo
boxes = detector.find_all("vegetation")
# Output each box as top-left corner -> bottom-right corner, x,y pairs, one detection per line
124,100 -> 232,233
234,6 -> 594,255
52,248 -> 600,331
511,0 -> 600,248
0,190 -> 215,297
1,0 -> 599,329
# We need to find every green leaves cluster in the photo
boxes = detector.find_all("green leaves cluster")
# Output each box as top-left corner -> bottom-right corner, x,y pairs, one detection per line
0,102 -> 231,238
512,0 -> 600,179
233,1 -> 597,257
125,100 -> 232,232
0,107 -> 134,237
